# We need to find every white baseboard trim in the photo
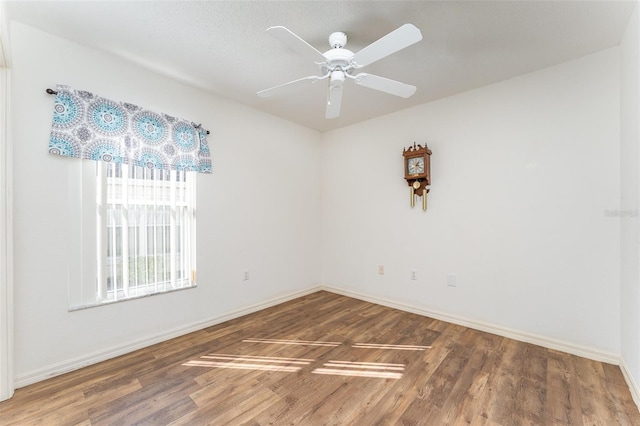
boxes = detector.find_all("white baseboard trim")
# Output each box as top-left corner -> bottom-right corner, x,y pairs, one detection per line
15,286 -> 322,388
320,286 -> 620,365
620,357 -> 640,411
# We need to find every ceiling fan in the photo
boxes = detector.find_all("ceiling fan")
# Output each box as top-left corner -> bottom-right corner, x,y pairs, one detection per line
257,24 -> 423,119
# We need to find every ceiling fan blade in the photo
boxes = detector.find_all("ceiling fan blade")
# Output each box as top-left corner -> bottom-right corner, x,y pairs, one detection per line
257,75 -> 320,98
351,24 -> 422,68
326,84 -> 343,119
354,73 -> 416,98
267,26 -> 327,63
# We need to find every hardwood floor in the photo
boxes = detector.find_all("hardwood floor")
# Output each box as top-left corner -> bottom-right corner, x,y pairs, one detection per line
1,291 -> 638,425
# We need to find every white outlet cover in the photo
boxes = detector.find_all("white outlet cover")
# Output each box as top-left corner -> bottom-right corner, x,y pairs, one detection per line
447,274 -> 456,287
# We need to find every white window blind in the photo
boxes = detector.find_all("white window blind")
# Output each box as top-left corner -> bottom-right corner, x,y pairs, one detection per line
67,160 -> 197,310
97,162 -> 197,302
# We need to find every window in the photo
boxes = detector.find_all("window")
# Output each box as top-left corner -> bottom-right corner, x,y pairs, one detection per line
46,85 -> 209,310
96,162 -> 197,302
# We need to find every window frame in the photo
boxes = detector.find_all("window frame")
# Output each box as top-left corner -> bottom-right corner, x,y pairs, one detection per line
68,160 -> 197,311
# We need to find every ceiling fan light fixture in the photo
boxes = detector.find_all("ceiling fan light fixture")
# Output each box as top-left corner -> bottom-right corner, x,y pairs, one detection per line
330,70 -> 345,87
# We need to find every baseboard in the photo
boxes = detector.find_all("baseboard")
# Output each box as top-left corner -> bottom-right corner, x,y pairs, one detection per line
320,286 -> 620,365
15,286 -> 322,388
620,357 -> 640,412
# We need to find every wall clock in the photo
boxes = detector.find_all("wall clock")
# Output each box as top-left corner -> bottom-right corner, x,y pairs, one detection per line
403,142 -> 431,211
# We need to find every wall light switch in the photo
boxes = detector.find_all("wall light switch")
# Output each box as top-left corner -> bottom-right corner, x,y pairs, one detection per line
243,270 -> 250,281
378,265 -> 384,275
411,270 -> 417,280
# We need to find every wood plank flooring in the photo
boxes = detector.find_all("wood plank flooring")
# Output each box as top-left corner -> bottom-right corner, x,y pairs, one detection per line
1,291 -> 638,425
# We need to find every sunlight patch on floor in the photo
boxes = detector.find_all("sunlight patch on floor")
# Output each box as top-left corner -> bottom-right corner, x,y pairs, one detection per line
182,354 -> 314,373
183,337 -> 431,378
353,343 -> 431,351
311,360 -> 405,379
324,360 -> 405,371
242,338 -> 341,347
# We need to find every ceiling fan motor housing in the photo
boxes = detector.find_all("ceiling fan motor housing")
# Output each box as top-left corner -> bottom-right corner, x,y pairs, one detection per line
321,47 -> 355,77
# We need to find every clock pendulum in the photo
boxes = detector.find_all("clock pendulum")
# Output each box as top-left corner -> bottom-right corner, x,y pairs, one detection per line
410,180 -> 421,208
422,185 -> 428,211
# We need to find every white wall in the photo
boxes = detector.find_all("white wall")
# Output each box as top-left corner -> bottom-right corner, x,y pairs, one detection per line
321,48 -> 621,356
621,2 -> 640,403
10,22 -> 322,384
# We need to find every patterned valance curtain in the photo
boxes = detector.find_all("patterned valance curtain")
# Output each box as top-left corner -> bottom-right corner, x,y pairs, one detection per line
48,85 -> 212,174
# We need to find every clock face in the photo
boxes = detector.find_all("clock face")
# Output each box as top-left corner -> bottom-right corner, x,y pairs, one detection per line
407,157 -> 425,176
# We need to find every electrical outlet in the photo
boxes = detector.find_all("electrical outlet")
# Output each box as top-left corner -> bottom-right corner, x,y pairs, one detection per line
411,270 -> 417,280
243,270 -> 250,281
378,265 -> 384,275
447,274 -> 456,287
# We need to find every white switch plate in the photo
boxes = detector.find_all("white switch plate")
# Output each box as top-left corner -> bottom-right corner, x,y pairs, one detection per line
411,270 -> 417,280
378,265 -> 384,275
243,270 -> 250,281
447,274 -> 456,287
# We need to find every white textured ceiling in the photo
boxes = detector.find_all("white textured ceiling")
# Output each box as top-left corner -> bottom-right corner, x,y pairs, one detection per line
4,0 -> 637,132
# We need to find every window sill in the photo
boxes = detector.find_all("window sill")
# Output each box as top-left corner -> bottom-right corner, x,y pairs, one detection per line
68,283 -> 197,312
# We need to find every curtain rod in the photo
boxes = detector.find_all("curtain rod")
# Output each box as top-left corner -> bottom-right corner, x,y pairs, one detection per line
46,88 -> 210,134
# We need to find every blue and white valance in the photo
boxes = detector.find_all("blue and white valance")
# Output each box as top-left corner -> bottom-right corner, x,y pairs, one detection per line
48,85 -> 212,174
